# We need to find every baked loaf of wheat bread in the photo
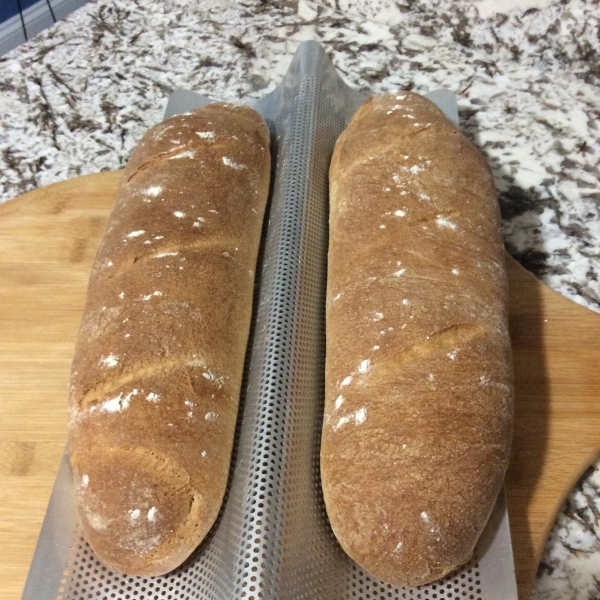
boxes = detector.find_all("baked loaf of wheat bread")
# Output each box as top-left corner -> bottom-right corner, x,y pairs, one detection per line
68,103 -> 270,576
322,92 -> 513,586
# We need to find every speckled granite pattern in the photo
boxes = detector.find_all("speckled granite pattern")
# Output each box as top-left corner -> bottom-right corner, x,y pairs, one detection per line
534,467 -> 600,600
0,0 -> 599,597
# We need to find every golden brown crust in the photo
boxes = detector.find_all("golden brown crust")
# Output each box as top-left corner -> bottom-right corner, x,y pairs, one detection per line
68,103 -> 270,576
322,92 -> 513,587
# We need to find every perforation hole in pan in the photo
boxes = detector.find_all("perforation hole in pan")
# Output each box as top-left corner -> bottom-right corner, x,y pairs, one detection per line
56,527 -> 482,600
345,559 -> 483,600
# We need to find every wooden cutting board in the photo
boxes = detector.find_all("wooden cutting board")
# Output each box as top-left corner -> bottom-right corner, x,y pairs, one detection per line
0,171 -> 599,599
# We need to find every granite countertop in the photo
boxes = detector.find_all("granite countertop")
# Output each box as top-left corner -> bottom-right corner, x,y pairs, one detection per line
0,0 -> 599,597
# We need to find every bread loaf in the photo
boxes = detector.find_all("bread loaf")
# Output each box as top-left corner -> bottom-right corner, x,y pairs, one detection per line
322,92 -> 513,586
68,103 -> 270,576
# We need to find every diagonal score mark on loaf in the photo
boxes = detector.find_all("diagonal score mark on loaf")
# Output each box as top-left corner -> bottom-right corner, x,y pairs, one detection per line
76,356 -> 227,412
399,248 -> 503,276
377,276 -> 497,315
141,240 -> 242,263
125,138 -> 257,184
329,212 -> 501,304
126,146 -> 197,183
364,323 -> 486,385
121,447 -> 205,520
410,220 -> 506,268
335,125 -> 436,178
348,124 -> 433,164
334,176 -> 500,246
103,238 -> 238,282
75,445 -> 207,554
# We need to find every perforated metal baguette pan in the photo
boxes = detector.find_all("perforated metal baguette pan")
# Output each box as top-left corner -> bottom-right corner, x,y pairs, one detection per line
22,41 -> 518,600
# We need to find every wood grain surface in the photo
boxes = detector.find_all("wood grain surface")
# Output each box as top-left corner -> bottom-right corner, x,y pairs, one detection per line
506,255 -> 600,596
0,171 -> 599,599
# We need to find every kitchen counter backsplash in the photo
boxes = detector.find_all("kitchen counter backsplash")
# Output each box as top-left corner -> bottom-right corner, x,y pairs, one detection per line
0,1 -> 599,598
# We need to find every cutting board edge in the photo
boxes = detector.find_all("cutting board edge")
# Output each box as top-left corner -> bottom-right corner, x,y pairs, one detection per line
0,170 -> 125,216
